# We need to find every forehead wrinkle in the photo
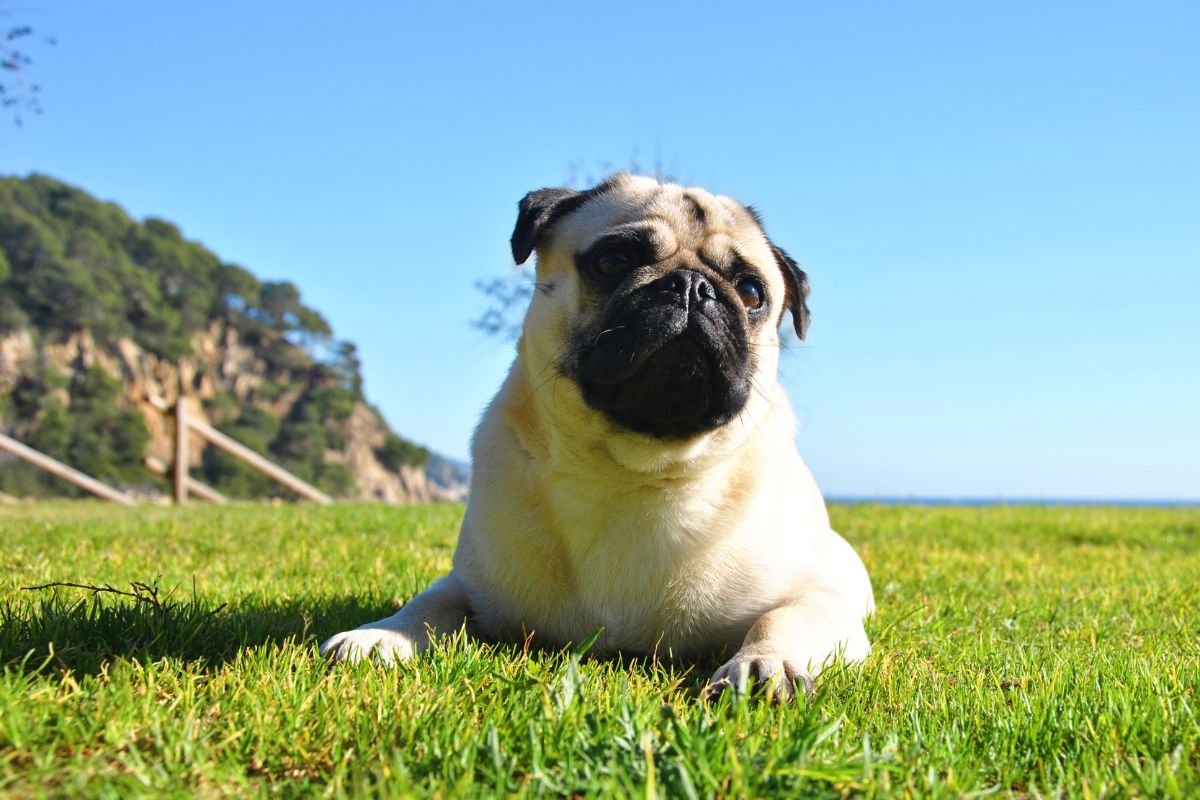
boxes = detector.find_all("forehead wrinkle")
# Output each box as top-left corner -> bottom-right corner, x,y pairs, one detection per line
578,220 -> 679,261
682,193 -> 707,225
715,194 -> 756,222
698,232 -> 750,271
697,234 -> 774,283
696,237 -> 732,274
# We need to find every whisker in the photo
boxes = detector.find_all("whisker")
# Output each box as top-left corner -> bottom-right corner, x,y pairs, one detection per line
520,340 -> 577,410
749,374 -> 774,406
526,367 -> 564,407
591,325 -> 627,346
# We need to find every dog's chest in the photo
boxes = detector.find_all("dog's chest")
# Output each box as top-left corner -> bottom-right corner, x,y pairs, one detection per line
571,537 -> 760,655
476,477 -> 774,654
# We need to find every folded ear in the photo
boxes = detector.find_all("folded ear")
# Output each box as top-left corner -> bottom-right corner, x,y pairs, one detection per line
510,187 -> 580,265
769,243 -> 811,340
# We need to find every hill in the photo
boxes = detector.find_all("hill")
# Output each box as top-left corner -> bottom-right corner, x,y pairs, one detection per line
0,173 -> 466,502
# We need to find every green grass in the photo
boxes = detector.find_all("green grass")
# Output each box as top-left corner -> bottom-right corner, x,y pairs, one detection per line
0,502 -> 1197,798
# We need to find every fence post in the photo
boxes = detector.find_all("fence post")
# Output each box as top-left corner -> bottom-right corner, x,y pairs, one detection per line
145,456 -> 227,504
150,387 -> 332,505
174,391 -> 188,505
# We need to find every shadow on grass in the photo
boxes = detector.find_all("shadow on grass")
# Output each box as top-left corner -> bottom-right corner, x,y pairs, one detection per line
0,581 -> 402,676
0,582 -> 719,693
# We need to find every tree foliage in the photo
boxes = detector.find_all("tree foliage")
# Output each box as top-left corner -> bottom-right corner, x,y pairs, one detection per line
0,365 -> 149,497
0,175 -> 339,360
376,431 -> 430,471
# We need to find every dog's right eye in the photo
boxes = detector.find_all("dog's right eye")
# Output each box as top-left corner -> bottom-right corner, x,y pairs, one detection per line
594,249 -> 634,277
736,277 -> 766,310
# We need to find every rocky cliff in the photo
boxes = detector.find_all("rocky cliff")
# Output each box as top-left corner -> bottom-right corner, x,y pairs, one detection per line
0,324 -> 462,502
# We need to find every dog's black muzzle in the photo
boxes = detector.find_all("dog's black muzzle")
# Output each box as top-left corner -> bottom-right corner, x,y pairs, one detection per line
569,270 -> 752,439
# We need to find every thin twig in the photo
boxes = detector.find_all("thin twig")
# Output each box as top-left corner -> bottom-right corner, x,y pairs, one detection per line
20,579 -> 227,618
22,581 -> 154,604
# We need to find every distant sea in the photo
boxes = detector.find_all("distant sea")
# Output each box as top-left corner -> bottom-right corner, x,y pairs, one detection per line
828,496 -> 1200,508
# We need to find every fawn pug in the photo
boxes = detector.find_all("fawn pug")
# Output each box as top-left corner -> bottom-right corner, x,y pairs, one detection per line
321,175 -> 874,700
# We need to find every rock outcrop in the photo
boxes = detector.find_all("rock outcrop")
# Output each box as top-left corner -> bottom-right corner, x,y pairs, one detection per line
0,325 -> 466,503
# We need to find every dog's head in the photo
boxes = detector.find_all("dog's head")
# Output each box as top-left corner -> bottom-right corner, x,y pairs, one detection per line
511,174 -> 809,441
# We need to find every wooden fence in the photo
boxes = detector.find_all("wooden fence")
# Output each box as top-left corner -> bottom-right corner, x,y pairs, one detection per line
0,432 -> 137,505
148,395 -> 332,505
0,392 -> 333,506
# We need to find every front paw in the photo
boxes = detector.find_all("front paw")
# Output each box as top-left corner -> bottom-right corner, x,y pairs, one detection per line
319,628 -> 417,665
705,653 -> 815,702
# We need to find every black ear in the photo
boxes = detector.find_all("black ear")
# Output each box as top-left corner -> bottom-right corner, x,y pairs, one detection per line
770,243 -> 811,340
510,187 -> 580,265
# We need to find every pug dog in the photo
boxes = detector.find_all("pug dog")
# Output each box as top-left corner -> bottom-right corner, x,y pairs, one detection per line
321,174 -> 875,700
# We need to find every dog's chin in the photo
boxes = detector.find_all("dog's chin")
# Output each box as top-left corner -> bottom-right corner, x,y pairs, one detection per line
577,332 -> 751,440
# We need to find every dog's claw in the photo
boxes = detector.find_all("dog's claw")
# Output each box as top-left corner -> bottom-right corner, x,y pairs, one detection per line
705,654 -> 814,702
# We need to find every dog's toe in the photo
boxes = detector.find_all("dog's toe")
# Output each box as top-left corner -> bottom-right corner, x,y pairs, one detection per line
319,628 -> 415,665
705,654 -> 813,702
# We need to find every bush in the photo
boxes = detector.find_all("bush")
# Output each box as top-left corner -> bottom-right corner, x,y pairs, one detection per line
0,366 -> 150,497
375,432 -> 430,471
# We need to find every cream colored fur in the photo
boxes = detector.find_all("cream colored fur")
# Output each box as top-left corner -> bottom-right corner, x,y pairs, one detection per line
320,175 -> 875,700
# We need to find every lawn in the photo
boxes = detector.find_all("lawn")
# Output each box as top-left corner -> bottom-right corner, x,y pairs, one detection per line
0,502 -> 1197,798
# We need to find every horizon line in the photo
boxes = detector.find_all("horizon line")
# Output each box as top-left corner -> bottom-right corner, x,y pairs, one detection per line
827,495 -> 1199,508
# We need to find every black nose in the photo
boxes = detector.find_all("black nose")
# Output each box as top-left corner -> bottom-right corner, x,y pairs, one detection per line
656,270 -> 716,309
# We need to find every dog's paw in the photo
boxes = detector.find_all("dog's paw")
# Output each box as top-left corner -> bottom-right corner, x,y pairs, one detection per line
705,653 -> 815,703
319,628 -> 417,665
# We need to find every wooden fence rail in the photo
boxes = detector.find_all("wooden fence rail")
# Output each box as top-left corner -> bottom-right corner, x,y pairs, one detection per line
0,432 -> 137,505
0,385 -> 333,506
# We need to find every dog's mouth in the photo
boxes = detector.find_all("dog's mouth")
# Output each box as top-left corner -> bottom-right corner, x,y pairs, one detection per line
569,300 -> 752,439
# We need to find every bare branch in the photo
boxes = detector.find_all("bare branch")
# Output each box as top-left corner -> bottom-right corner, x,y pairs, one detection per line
1,17 -> 55,125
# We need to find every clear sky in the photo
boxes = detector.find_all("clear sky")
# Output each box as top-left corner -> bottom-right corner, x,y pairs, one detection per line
3,1 -> 1197,500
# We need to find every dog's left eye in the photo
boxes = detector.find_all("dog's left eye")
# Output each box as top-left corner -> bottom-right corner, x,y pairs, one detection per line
735,278 -> 765,310
594,249 -> 634,277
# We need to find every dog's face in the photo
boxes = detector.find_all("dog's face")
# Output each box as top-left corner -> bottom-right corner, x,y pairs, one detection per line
511,174 -> 810,441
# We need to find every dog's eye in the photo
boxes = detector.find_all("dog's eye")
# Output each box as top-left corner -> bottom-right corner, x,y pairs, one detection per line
594,249 -> 634,277
735,278 -> 765,310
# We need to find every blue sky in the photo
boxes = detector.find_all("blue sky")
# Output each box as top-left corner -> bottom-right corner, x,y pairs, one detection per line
3,1 -> 1197,500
